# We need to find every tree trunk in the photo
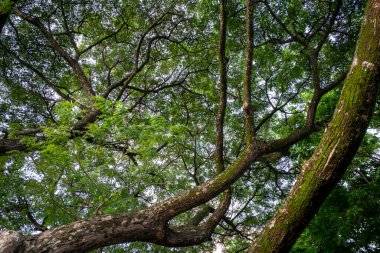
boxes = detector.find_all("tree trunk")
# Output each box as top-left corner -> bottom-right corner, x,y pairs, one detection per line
0,1 -> 379,253
249,1 -> 380,252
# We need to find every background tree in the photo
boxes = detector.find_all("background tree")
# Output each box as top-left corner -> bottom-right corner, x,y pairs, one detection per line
0,0 -> 379,252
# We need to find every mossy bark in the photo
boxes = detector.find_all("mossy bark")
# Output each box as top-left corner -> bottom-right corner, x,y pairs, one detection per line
1,2 -> 379,252
249,1 -> 380,252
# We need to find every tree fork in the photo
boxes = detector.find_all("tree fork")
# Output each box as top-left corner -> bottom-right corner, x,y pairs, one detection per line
0,2 -> 378,253
249,0 -> 380,252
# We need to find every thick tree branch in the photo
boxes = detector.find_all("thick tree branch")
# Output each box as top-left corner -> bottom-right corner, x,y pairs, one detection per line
0,138 -> 33,154
186,205 -> 213,226
0,12 -> 9,34
250,1 -> 380,251
0,231 -> 23,253
309,48 -> 322,90
0,2 -> 376,253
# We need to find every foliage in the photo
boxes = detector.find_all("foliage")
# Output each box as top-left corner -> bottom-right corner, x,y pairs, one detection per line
0,0 -> 378,252
292,132 -> 380,253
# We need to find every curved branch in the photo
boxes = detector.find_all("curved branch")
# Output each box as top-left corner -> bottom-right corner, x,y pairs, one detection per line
0,42 -> 83,106
315,0 -> 342,53
78,23 -> 127,57
13,7 -> 96,98
255,91 -> 299,133
250,1 -> 380,250
262,0 -> 308,47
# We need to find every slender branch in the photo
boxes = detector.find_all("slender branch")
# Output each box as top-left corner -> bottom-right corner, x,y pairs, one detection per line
210,0 -> 233,228
0,42 -> 85,107
262,0 -> 308,47
255,91 -> 299,133
13,7 -> 96,98
308,0 -> 342,91
115,34 -> 172,100
231,190 -> 257,222
134,12 -> 172,68
79,23 -> 127,57
215,0 -> 228,173
59,0 -> 79,57
242,0 -> 255,144
321,70 -> 347,93
254,37 -> 293,48
16,128 -> 43,136
24,202 -> 48,232
315,0 -> 342,53
4,200 -> 47,232
103,16 -> 193,99
268,71 -> 348,152
117,68 -> 206,95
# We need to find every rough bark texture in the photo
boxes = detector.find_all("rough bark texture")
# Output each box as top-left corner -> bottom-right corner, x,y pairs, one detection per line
21,212 -> 161,253
249,1 -> 380,252
0,143 -> 261,252
0,231 -> 24,253
0,1 -> 379,253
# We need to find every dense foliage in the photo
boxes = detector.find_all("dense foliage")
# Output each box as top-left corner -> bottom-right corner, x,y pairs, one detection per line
292,134 -> 380,253
0,0 -> 378,252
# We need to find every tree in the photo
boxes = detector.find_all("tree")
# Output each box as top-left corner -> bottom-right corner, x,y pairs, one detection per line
292,161 -> 380,253
0,0 -> 379,252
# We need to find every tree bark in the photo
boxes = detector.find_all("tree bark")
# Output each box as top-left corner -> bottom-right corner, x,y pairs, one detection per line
249,1 -> 380,252
0,231 -> 23,253
0,1 -> 378,253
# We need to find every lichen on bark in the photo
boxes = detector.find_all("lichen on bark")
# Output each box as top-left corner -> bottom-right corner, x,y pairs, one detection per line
249,1 -> 380,252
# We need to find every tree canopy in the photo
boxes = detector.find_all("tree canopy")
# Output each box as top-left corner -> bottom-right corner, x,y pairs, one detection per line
0,0 -> 379,252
